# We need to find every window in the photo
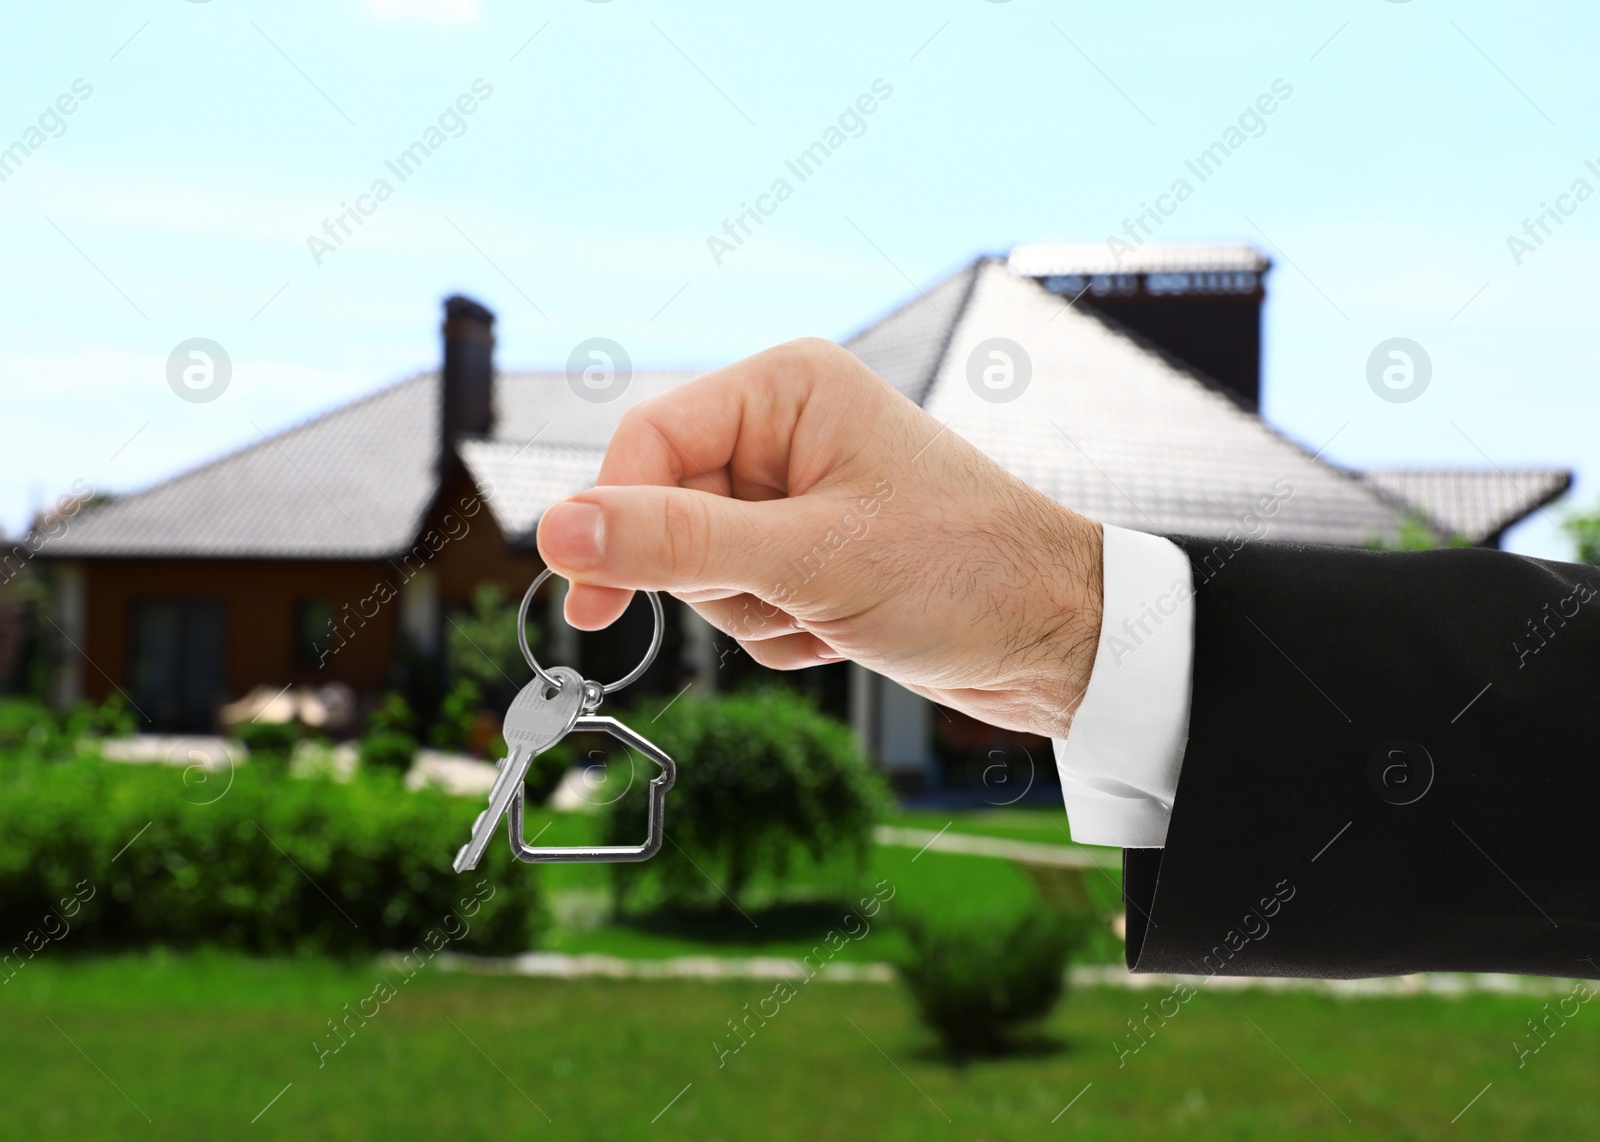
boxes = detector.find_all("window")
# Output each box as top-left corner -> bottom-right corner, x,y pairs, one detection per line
128,599 -> 226,732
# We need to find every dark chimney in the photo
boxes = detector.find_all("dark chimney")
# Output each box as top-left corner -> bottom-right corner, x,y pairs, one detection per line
1011,244 -> 1271,409
440,295 -> 496,450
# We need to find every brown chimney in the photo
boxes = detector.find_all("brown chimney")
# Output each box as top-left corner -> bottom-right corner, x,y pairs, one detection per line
440,295 -> 495,452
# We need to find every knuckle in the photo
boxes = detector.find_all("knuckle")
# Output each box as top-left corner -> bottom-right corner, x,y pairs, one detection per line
768,337 -> 846,392
614,405 -> 646,436
610,405 -> 653,452
784,335 -> 838,361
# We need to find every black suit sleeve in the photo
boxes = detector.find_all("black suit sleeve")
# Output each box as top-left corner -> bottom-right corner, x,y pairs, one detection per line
1122,535 -> 1600,980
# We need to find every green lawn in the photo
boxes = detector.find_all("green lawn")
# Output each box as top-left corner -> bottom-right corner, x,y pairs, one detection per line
1,953 -> 1594,1141
888,805 -> 1094,847
542,838 -> 1044,963
518,799 -> 1120,959
522,804 -> 1127,963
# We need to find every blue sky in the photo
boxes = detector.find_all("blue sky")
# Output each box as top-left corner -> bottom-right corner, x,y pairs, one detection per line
4,0 -> 1597,559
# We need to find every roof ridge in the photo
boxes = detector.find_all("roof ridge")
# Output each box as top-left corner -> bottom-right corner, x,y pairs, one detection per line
1359,465 -> 1571,476
837,254 -> 989,343
906,255 -> 990,407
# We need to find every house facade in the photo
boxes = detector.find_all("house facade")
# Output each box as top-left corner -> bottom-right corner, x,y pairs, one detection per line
35,247 -> 1570,790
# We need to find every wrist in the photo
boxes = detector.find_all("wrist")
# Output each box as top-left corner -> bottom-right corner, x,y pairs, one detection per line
1027,509 -> 1104,740
1062,514 -> 1106,712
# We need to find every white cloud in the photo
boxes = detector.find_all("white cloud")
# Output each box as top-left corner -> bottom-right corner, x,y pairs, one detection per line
364,0 -> 483,25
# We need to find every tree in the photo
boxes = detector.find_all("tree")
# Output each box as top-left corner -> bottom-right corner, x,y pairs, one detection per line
1563,506 -> 1600,566
1366,515 -> 1472,551
443,583 -> 534,709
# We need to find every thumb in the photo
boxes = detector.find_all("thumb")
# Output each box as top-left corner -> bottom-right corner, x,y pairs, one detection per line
537,485 -> 806,595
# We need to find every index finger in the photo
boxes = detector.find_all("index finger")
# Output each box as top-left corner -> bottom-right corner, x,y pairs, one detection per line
549,338 -> 870,630
596,338 -> 866,501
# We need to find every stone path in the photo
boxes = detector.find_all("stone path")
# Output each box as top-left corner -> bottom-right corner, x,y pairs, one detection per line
437,951 -> 1591,997
872,824 -> 1117,868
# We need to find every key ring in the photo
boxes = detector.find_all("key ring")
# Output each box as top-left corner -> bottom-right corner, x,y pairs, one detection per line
451,571 -> 676,873
516,568 -> 664,708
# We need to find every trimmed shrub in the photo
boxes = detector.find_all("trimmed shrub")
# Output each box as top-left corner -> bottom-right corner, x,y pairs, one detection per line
604,688 -> 886,911
0,756 -> 545,958
895,905 -> 1087,1058
234,720 -> 300,768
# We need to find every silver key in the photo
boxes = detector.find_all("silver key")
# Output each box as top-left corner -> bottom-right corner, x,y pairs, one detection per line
452,666 -> 584,873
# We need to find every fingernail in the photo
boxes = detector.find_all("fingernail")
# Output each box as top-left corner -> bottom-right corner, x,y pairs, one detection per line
542,501 -> 605,570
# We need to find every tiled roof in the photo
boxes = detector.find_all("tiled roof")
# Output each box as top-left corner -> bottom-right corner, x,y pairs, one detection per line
459,439 -> 603,547
911,259 -> 1408,545
461,260 -> 1416,549
46,256 -> 1563,559
1358,468 -> 1570,544
1008,241 -> 1270,277
46,370 -> 701,559
45,376 -> 441,559
493,370 -> 703,449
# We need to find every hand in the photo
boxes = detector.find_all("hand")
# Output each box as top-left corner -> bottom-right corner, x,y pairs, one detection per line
535,338 -> 1104,740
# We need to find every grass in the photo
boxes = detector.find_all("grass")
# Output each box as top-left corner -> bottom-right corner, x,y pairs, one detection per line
524,805 -> 1099,963
523,803 -> 1129,965
888,805 -> 1099,847
518,803 -> 1111,902
0,952 -> 1595,1141
544,841 -> 1048,964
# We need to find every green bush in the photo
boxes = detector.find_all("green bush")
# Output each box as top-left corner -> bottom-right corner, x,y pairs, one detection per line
0,698 -> 63,758
604,688 -> 886,911
479,731 -> 570,807
0,696 -> 134,762
360,730 -> 418,775
525,739 -> 574,807
428,677 -> 482,752
234,720 -> 300,768
894,905 -> 1086,1058
0,756 -> 545,957
361,692 -> 419,774
368,691 -> 417,738
62,695 -> 137,741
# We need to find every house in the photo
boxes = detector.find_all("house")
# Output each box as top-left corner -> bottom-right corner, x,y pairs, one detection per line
35,246 -> 1569,789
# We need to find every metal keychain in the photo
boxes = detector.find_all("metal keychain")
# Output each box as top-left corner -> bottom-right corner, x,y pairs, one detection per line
452,569 -> 676,872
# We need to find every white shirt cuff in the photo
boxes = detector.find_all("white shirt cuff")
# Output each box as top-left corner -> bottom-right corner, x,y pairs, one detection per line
1053,524 -> 1195,848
